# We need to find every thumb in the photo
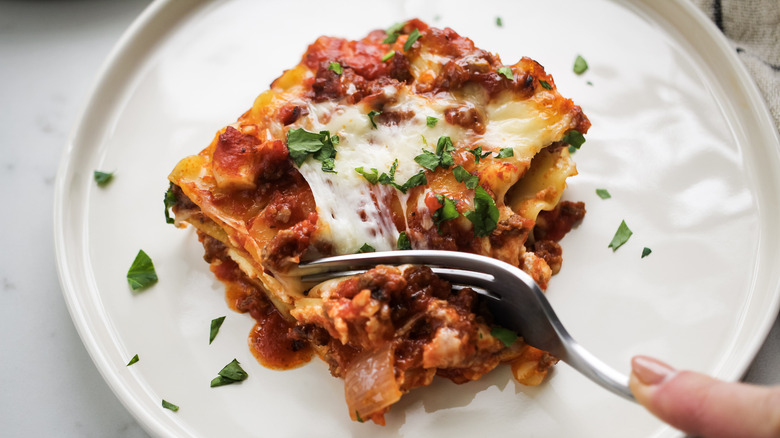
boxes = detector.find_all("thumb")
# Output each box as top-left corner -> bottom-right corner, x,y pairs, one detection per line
629,355 -> 780,438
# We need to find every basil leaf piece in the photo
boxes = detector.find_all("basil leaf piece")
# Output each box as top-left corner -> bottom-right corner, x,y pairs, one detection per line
539,79 -> 552,89
210,375 -> 237,388
496,16 -> 503,27
162,400 -> 179,412
403,28 -> 421,52
286,128 -> 338,172
164,185 -> 177,225
464,187 -> 499,237
596,188 -> 611,199
562,129 -> 586,149
356,410 -> 364,423
399,171 -> 427,193
127,354 -> 139,366
127,250 -> 158,291
468,146 -> 490,163
210,316 -> 226,344
433,194 -> 460,232
568,145 -> 578,154
358,243 -> 376,253
495,147 -> 514,158
328,61 -> 343,74
381,51 -> 395,62
414,149 -> 441,171
367,110 -> 380,129
608,220 -> 633,251
397,232 -> 412,250
497,66 -> 514,80
383,22 -> 405,44
94,170 -> 113,187
426,116 -> 438,127
355,167 -> 379,184
573,55 -> 588,75
491,327 -> 517,347
218,359 -> 249,382
642,247 -> 652,258
453,165 -> 479,189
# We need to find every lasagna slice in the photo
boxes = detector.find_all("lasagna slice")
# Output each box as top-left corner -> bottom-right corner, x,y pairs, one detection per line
168,19 -> 588,424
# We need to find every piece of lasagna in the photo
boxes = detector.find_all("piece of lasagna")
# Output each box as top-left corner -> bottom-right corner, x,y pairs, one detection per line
167,19 -> 588,425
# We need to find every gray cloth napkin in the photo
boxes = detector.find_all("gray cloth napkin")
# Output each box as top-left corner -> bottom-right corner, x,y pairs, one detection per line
691,0 -> 780,131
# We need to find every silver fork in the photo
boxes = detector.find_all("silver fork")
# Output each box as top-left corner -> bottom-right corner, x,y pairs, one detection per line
292,249 -> 635,402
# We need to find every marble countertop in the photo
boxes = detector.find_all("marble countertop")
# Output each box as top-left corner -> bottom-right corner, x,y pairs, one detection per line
0,1 -> 777,437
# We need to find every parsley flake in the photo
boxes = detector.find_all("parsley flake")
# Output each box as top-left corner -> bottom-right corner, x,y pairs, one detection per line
164,184 -> 177,225
539,79 -> 552,89
496,16 -> 503,27
432,194 -> 460,232
356,410 -> 364,423
562,130 -> 586,150
94,170 -> 114,187
368,110 -> 380,129
453,165 -> 479,189
497,66 -> 514,80
491,327 -> 518,347
211,359 -> 249,388
383,22 -> 405,44
495,147 -> 514,158
381,50 -> 395,62
162,400 -> 179,412
573,55 -> 589,75
286,128 -> 338,173
414,136 -> 455,171
127,354 -> 139,366
403,28 -> 421,52
376,159 -> 427,193
357,243 -> 376,253
426,116 -> 438,127
397,232 -> 412,250
464,187 -> 499,237
210,316 -> 226,344
328,61 -> 343,74
127,249 -> 158,291
642,247 -> 652,258
355,167 -> 379,184
568,145 -> 578,154
596,188 -> 611,199
468,146 -> 491,163
608,220 -> 633,251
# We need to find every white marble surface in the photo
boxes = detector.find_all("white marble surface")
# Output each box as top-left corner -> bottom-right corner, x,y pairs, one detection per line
0,1 -> 777,437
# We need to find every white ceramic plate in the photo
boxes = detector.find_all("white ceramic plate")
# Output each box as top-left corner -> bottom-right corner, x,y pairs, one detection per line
54,0 -> 780,437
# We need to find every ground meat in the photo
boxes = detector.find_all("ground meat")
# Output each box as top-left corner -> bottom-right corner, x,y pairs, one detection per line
532,240 -> 563,275
534,201 -> 586,242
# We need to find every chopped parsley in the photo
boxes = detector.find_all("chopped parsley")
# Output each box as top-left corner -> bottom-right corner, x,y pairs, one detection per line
495,147 -> 514,159
539,79 -> 552,90
426,116 -> 438,127
356,410 -> 364,423
608,220 -> 633,251
210,359 -> 249,387
328,61 -> 343,74
210,316 -> 226,345
383,22 -> 405,44
464,187 -> 499,237
403,28 -> 421,52
126,354 -> 139,366
127,249 -> 158,291
414,136 -> 455,171
94,170 -> 113,187
596,188 -> 611,199
397,232 -> 412,250
381,50 -> 395,62
367,110 -> 380,129
642,247 -> 652,258
397,171 -> 427,193
562,129 -> 586,150
162,400 -> 179,412
491,327 -> 517,347
357,243 -> 376,253
164,184 -> 177,225
355,167 -> 379,184
568,145 -> 578,154
573,55 -> 589,75
432,194 -> 460,231
286,128 -> 339,173
453,165 -> 479,189
468,146 -> 491,163
496,16 -> 503,27
497,66 -> 514,80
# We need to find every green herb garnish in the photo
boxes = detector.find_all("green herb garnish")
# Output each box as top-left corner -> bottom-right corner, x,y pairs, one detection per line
328,61 -> 343,74
210,316 -> 226,345
357,243 -> 376,253
162,400 -> 179,412
403,28 -> 421,52
381,51 -> 395,62
426,116 -> 438,127
491,327 -> 518,347
497,66 -> 514,80
464,187 -> 499,237
414,136 -> 455,171
608,220 -> 633,251
568,145 -> 578,154
127,250 -> 158,291
126,354 -> 139,366
496,17 -> 503,27
368,110 -> 380,129
286,128 -> 338,173
453,165 -> 479,189
468,146 -> 491,163
539,79 -> 552,89
383,22 -> 405,44
432,194 -> 460,231
210,359 -> 249,387
573,55 -> 588,75
562,129 -> 586,150
164,184 -> 177,225
94,170 -> 113,187
596,188 -> 611,199
495,147 -> 514,158
641,247 -> 652,258
397,232 -> 412,250
356,410 -> 364,423
375,159 -> 427,193
355,167 -> 379,184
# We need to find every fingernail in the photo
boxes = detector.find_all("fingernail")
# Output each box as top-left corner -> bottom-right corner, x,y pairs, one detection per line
631,355 -> 676,386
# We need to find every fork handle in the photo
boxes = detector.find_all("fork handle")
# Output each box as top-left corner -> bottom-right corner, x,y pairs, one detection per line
560,339 -> 636,401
